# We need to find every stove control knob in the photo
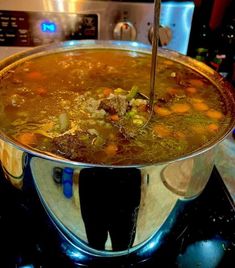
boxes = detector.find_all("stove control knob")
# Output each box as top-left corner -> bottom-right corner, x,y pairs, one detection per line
113,21 -> 137,41
148,26 -> 172,46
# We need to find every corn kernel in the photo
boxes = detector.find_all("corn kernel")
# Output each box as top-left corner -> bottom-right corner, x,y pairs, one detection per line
133,118 -> 144,125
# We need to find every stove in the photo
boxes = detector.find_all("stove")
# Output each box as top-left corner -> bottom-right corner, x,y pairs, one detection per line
0,166 -> 234,268
0,0 -> 195,60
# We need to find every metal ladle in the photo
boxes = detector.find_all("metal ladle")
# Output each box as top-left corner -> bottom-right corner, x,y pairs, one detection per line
119,0 -> 161,137
141,0 -> 161,128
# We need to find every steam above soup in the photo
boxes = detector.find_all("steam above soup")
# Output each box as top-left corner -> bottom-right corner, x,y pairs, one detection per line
0,49 -> 230,165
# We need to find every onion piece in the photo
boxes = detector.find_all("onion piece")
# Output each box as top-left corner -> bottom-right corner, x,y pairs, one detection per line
59,112 -> 70,132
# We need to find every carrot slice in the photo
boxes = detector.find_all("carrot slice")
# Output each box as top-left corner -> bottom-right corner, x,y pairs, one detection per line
206,109 -> 223,120
154,105 -> 172,116
192,102 -> 209,111
103,87 -> 113,97
26,71 -> 43,80
170,103 -> 191,113
17,133 -> 37,146
186,87 -> 197,94
207,123 -> 219,132
153,124 -> 171,137
104,144 -> 118,156
110,114 -> 119,121
189,79 -> 204,87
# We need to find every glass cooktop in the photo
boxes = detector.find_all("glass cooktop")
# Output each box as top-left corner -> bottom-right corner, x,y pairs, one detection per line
0,166 -> 234,267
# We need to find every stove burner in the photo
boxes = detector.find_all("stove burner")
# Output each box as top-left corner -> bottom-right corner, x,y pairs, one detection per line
0,166 -> 234,267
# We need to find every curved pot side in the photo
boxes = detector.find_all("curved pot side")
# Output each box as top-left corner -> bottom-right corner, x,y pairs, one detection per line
0,139 -> 216,254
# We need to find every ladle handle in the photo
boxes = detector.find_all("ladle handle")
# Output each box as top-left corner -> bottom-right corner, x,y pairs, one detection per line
149,0 -> 161,111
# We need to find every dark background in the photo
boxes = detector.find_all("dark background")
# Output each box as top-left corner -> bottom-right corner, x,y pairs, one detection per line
188,0 -> 235,86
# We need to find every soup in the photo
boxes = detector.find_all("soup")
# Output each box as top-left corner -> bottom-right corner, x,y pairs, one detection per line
0,49 -> 231,165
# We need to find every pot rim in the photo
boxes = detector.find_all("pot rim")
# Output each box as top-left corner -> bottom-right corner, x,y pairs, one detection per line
0,40 -> 235,168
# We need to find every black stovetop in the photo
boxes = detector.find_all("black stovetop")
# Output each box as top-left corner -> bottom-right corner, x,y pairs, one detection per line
0,166 -> 235,268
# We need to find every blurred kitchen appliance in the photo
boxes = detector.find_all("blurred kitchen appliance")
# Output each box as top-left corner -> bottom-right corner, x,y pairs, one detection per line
0,0 -> 195,60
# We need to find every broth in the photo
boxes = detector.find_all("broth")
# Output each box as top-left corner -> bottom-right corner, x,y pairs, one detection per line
0,49 -> 231,165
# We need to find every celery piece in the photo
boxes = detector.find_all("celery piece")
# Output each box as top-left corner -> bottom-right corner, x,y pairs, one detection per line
126,85 -> 139,101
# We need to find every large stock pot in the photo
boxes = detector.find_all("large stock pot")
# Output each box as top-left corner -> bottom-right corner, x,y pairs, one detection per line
0,40 -> 235,266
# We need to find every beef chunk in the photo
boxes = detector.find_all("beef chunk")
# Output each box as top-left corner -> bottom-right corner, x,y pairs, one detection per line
52,132 -> 91,160
99,94 -> 128,116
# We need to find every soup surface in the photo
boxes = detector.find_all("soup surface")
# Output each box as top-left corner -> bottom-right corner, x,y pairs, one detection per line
0,49 -> 230,165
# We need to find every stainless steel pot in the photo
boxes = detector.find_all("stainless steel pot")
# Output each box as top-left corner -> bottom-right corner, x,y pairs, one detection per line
0,40 -> 235,265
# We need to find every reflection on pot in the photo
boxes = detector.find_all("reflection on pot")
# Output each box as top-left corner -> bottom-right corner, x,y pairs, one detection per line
0,140 -> 25,189
28,149 -> 215,253
78,168 -> 141,251
30,157 -> 180,252
161,148 -> 216,198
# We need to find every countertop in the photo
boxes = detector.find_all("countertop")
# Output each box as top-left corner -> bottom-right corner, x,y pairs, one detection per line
215,131 -> 235,202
